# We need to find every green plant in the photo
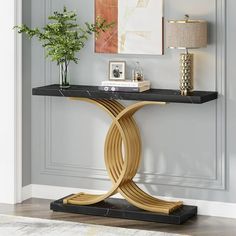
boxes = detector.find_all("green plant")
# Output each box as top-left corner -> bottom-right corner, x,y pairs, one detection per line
15,6 -> 113,67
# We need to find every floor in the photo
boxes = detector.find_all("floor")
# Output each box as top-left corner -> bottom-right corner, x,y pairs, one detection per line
0,198 -> 236,236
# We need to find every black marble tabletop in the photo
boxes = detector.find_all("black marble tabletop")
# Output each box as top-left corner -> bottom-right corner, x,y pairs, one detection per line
32,84 -> 218,104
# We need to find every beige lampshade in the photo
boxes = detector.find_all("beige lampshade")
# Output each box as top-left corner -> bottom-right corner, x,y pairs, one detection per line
166,19 -> 207,49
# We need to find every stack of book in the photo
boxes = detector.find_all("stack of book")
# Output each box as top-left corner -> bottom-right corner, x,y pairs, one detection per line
99,80 -> 151,92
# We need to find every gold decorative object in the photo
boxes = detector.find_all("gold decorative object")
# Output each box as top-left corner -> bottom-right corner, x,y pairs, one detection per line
63,98 -> 183,214
180,53 -> 193,96
166,15 -> 208,96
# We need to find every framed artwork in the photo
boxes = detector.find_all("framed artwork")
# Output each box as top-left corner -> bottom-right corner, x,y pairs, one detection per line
95,0 -> 164,55
109,61 -> 126,80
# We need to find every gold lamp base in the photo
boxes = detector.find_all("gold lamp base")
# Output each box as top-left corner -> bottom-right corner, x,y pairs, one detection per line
180,53 -> 194,96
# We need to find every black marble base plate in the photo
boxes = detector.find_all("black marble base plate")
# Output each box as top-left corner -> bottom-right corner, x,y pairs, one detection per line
50,195 -> 197,225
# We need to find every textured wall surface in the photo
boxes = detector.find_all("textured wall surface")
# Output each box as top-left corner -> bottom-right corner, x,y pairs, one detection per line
24,0 -> 236,203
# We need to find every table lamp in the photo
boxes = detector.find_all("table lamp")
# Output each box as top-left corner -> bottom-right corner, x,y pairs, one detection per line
166,15 -> 207,96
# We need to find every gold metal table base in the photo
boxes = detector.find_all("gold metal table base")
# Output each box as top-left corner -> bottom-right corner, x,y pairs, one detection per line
63,98 -> 183,214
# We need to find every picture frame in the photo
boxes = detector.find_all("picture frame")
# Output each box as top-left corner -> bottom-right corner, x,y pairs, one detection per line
109,61 -> 126,81
95,0 -> 164,55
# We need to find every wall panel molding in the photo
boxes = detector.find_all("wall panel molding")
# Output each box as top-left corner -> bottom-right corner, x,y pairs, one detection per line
41,0 -> 226,190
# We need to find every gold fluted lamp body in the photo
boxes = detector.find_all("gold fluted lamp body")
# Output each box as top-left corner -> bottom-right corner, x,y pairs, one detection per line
180,53 -> 194,96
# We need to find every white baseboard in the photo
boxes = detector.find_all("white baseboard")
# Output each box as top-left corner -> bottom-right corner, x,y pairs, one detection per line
22,185 -> 32,201
22,184 -> 236,219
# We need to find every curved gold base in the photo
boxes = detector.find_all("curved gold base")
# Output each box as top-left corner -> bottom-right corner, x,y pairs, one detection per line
63,98 -> 183,214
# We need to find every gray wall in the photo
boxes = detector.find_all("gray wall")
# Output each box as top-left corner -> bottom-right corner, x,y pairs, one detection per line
24,0 -> 236,203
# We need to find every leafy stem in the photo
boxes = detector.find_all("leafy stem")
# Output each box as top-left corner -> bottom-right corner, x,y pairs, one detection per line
15,6 -> 113,65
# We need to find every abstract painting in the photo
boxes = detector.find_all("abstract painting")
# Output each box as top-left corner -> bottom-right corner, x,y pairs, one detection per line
95,0 -> 164,55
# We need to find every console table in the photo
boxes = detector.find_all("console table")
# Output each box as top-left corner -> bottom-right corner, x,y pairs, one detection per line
33,84 -> 218,224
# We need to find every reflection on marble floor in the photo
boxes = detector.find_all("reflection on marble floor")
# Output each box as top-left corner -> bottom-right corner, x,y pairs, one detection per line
0,214 -> 189,236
